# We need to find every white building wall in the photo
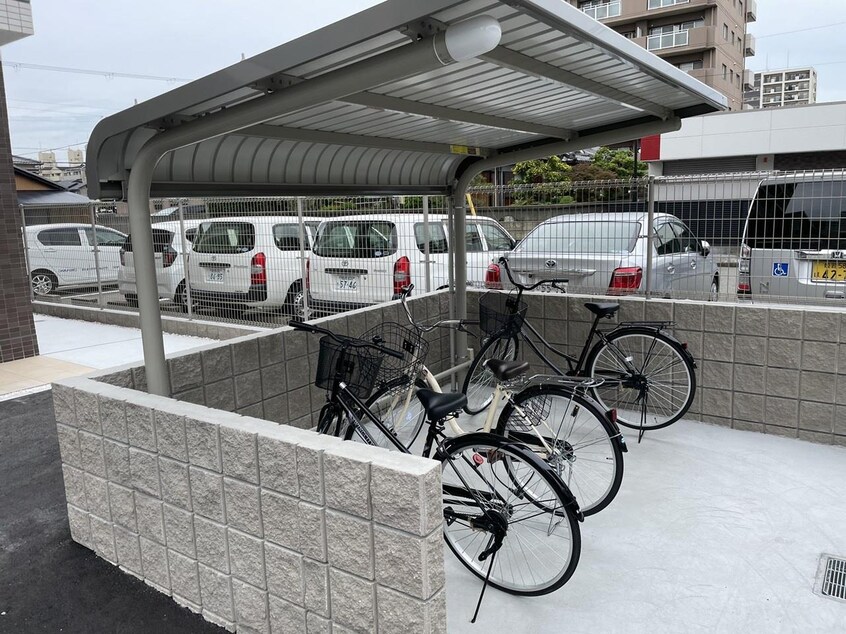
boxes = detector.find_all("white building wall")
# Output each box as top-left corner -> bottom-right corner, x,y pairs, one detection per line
0,0 -> 33,45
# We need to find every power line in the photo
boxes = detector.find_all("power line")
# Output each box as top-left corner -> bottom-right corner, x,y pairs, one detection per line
755,21 -> 846,40
1,60 -> 192,83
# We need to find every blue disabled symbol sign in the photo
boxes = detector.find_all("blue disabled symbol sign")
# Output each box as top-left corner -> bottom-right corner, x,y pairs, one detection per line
772,262 -> 789,277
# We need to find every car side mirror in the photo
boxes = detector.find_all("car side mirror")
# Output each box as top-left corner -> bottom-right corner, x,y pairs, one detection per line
185,229 -> 197,243
699,240 -> 711,257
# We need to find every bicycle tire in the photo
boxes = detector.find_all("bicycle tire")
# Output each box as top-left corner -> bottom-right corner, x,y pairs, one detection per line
585,327 -> 696,431
351,378 -> 430,450
439,432 -> 581,596
496,384 -> 624,516
316,403 -> 340,435
461,335 -> 519,414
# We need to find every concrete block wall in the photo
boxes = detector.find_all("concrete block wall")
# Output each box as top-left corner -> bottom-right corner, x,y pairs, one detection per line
52,375 -> 446,633
468,291 -> 846,447
92,291 -> 451,430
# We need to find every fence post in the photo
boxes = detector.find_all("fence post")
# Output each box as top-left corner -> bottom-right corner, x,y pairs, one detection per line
644,176 -> 655,299
423,195 -> 431,293
89,203 -> 104,307
20,205 -> 34,302
177,199 -> 194,320
296,196 -> 310,320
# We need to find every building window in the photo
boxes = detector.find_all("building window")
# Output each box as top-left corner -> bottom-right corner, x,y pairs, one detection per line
676,60 -> 704,72
580,0 -> 621,20
723,24 -> 729,40
647,19 -> 703,50
648,0 -> 690,8
722,64 -> 727,80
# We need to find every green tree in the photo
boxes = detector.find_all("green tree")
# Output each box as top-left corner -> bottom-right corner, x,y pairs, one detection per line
512,156 -> 572,184
590,147 -> 647,180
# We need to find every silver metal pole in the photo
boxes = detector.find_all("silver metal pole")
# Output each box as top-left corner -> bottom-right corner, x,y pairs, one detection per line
296,197 -> 309,320
20,205 -> 34,302
446,197 -> 456,381
89,203 -> 104,307
453,195 -> 468,375
177,199 -> 194,319
423,195 -> 431,293
645,176 -> 655,299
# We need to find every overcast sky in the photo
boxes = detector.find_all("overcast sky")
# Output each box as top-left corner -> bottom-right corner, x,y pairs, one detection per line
3,0 -> 845,162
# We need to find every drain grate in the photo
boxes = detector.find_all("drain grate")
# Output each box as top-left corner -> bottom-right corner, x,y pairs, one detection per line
816,555 -> 846,601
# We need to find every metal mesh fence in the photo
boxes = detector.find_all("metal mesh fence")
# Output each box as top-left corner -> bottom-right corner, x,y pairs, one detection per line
20,170 -> 846,327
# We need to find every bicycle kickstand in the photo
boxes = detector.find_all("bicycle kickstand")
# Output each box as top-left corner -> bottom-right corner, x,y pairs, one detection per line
470,534 -> 502,623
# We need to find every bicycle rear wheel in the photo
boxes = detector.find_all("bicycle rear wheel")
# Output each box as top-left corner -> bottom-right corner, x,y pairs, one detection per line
353,379 -> 429,450
496,384 -> 624,516
440,432 -> 581,596
461,335 -> 519,414
586,328 -> 696,431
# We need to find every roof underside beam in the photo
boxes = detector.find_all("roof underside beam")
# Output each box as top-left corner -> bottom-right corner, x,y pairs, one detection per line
481,46 -> 673,120
147,182 -> 449,197
343,92 -> 573,139
237,123 -> 488,156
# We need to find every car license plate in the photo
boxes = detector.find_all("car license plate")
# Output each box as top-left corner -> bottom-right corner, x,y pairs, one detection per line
811,261 -> 846,282
337,277 -> 358,291
206,270 -> 225,283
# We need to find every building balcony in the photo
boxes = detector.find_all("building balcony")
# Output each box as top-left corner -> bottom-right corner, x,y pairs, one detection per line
582,0 -> 621,21
585,0 -> 716,27
746,0 -> 757,23
641,25 -> 716,54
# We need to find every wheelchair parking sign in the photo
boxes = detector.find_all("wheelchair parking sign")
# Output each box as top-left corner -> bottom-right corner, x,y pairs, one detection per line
772,263 -> 789,277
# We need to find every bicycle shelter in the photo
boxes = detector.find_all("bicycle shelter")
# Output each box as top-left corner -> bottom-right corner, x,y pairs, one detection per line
85,0 -> 725,396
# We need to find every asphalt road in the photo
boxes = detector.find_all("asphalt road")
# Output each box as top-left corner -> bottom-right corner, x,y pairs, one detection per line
0,390 -> 223,633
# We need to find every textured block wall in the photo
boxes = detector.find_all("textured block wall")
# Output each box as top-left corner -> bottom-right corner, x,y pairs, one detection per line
94,291 -> 452,430
469,291 -> 846,447
52,377 -> 446,633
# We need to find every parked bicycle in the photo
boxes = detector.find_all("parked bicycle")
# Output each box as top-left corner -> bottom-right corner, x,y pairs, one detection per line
466,257 -> 697,441
288,319 -> 583,606
356,286 -> 625,517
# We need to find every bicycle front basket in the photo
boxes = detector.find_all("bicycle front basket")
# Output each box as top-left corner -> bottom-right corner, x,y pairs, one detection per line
478,291 -> 527,338
362,322 -> 429,395
315,336 -> 382,399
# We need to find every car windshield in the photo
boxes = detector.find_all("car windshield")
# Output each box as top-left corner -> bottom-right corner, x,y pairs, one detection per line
747,180 -> 846,250
192,222 -> 255,254
313,221 -> 397,258
516,219 -> 640,254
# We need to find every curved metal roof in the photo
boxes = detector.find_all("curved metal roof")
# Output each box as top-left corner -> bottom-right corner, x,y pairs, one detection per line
87,0 -> 726,200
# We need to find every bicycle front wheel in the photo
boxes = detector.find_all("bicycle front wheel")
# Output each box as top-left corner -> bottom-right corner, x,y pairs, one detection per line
440,432 -> 581,596
461,335 -> 519,414
497,384 -> 624,516
586,328 -> 696,431
354,379 -> 429,450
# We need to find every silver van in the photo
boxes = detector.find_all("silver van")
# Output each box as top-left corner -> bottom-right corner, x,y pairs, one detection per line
738,172 -> 846,303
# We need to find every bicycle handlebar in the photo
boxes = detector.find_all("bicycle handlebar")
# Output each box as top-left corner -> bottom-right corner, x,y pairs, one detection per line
497,256 -> 569,292
288,320 -> 405,360
397,284 -> 477,334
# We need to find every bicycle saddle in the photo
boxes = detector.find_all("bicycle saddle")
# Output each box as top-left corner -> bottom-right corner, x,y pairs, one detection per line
416,389 -> 467,422
484,359 -> 530,382
584,302 -> 620,318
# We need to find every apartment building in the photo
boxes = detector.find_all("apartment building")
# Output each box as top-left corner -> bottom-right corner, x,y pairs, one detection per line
743,67 -> 817,109
570,0 -> 756,111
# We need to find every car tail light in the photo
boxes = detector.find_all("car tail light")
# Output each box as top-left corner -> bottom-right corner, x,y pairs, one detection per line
119,248 -> 126,266
608,267 -> 642,294
393,256 -> 411,296
738,242 -> 751,294
305,257 -> 310,290
251,252 -> 267,285
485,263 -> 502,289
162,246 -> 177,268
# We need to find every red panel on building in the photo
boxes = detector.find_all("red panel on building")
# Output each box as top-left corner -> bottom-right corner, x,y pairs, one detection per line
640,134 -> 661,161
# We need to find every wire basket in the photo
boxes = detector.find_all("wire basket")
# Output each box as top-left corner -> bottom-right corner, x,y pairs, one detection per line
362,322 -> 429,395
478,291 -> 528,338
507,392 -> 552,432
315,336 -> 382,399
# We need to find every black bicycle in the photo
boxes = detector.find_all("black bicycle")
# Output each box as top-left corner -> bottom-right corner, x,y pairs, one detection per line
463,257 -> 697,440
289,319 -> 583,604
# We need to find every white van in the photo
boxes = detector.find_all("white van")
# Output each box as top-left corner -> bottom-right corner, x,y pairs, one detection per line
308,214 -> 515,312
739,172 -> 846,303
186,216 -> 322,316
118,220 -> 202,310
26,223 -> 126,296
